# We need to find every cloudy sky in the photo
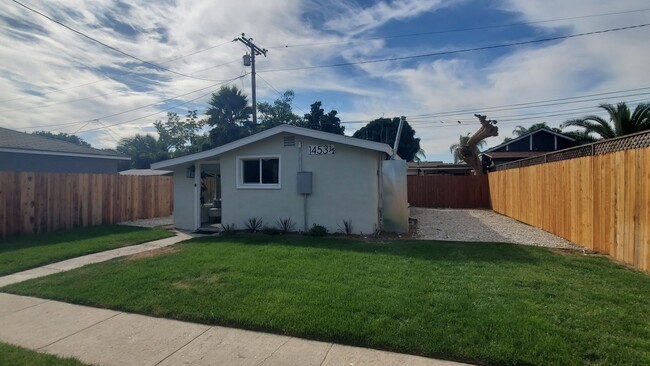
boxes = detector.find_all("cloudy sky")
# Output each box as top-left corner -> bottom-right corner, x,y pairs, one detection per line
1,0 -> 649,162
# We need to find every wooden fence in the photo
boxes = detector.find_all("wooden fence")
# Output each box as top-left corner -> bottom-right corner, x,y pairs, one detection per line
0,172 -> 173,238
489,146 -> 650,272
407,175 -> 491,208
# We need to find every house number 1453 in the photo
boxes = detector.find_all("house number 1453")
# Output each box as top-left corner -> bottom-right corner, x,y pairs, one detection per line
308,145 -> 335,155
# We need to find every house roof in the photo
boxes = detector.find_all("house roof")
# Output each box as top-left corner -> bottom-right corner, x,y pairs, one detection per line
483,128 -> 576,153
119,169 -> 173,176
152,124 -> 395,169
0,127 -> 129,160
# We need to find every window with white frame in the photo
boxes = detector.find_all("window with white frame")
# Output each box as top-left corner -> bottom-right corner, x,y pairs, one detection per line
237,156 -> 280,188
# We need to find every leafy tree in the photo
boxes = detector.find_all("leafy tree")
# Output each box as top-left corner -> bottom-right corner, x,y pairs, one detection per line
561,102 -> 650,140
205,86 -> 253,147
116,134 -> 169,169
154,110 -> 204,157
32,131 -> 91,147
449,134 -> 486,164
302,101 -> 345,135
258,90 -> 301,130
352,117 -> 421,161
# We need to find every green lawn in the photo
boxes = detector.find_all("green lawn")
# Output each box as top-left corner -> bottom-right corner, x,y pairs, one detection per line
0,342 -> 90,366
0,225 -> 174,276
2,235 -> 649,365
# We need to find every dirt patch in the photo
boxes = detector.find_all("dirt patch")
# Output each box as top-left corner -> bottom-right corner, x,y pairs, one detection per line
124,246 -> 180,260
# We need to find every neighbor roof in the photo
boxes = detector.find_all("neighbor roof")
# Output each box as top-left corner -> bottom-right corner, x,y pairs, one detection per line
483,128 -> 576,154
119,169 -> 173,176
152,124 -> 395,169
0,127 -> 129,160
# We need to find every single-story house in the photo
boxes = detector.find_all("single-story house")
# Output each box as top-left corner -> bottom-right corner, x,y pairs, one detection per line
482,128 -> 577,166
151,124 -> 408,234
0,127 -> 129,173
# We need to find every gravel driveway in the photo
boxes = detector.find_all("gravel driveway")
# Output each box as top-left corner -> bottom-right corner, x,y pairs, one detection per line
411,208 -> 582,250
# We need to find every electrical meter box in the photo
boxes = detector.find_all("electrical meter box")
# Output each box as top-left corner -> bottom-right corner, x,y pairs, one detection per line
297,172 -> 312,194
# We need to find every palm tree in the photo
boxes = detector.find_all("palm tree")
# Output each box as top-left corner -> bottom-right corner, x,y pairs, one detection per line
561,102 -> 650,140
449,134 -> 486,163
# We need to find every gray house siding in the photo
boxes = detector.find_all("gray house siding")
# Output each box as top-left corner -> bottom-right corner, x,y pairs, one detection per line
220,133 -> 382,234
0,152 -> 120,173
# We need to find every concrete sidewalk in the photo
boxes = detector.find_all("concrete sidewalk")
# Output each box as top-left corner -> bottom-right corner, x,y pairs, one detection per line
0,293 -> 469,366
0,231 -> 193,288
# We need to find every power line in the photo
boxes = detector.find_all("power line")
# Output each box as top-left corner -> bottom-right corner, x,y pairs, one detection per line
267,8 -> 650,49
337,90 -> 650,127
23,74 -> 247,131
259,23 -> 650,72
406,87 -> 650,118
75,75 -> 246,134
256,73 -> 307,115
77,76 -> 245,134
12,0 -> 229,82
0,59 -> 241,112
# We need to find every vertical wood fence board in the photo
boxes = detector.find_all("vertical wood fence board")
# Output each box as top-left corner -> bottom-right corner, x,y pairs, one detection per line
0,172 -> 173,238
490,146 -> 650,273
408,175 -> 490,209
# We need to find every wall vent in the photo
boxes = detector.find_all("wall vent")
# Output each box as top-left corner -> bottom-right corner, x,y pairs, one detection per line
284,136 -> 296,147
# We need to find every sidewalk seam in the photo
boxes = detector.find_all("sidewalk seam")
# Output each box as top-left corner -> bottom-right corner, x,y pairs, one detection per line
319,343 -> 334,366
0,297 -> 50,315
154,325 -> 212,366
37,312 -> 123,351
257,336 -> 292,366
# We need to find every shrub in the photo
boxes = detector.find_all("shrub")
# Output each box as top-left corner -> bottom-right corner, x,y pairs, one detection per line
276,217 -> 296,234
245,217 -> 264,233
338,218 -> 354,235
308,224 -> 327,237
221,223 -> 237,234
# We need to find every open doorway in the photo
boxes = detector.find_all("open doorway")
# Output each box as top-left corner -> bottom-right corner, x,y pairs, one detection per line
199,163 -> 221,231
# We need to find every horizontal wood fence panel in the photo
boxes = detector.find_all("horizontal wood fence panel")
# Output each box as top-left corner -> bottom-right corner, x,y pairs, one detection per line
0,172 -> 173,238
407,175 -> 491,209
489,146 -> 650,272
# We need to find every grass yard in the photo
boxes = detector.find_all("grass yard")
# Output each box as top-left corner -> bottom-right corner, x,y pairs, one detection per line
2,235 -> 649,365
0,342 -> 89,366
0,225 -> 174,276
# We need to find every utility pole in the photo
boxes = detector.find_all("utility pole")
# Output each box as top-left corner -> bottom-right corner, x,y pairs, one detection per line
234,33 -> 267,125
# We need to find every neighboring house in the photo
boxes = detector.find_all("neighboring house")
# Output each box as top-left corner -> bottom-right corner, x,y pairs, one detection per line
407,161 -> 473,176
0,127 -> 129,173
482,128 -> 578,166
152,124 -> 408,234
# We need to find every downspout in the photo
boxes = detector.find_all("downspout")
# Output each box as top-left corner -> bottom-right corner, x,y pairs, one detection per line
377,154 -> 383,233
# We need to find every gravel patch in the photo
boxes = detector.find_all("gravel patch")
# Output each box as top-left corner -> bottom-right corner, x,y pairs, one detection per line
411,208 -> 582,250
117,216 -> 173,228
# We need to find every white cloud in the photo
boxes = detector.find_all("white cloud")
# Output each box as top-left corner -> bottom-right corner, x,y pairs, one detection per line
1,0 -> 648,160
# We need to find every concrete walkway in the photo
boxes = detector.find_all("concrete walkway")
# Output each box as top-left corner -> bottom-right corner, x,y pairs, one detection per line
0,231 -> 470,366
0,231 -> 193,287
0,293 -> 469,366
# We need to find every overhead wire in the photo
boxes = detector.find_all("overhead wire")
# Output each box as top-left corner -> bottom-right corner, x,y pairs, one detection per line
259,23 -> 650,72
11,0 -> 233,82
75,74 -> 247,134
267,8 -> 650,49
256,73 -> 308,115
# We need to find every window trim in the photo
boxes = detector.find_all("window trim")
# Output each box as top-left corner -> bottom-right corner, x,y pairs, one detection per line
236,155 -> 281,189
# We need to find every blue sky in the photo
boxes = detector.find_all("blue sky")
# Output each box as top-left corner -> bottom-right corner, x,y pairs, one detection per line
1,0 -> 649,162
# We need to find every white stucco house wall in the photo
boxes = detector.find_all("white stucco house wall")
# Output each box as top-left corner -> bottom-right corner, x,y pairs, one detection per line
152,124 -> 408,234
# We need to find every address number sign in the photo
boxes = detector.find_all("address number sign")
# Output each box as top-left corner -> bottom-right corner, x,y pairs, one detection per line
308,145 -> 335,155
